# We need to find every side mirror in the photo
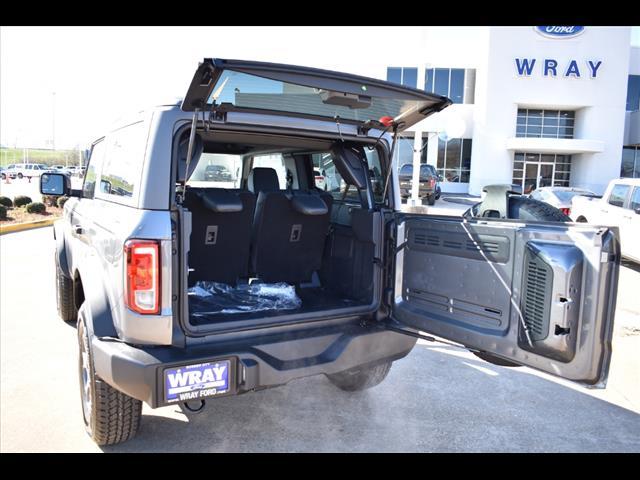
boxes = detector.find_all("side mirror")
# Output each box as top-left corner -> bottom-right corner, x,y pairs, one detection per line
40,173 -> 70,196
634,207 -> 640,215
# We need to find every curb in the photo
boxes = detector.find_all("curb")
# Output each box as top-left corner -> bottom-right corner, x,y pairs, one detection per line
0,217 -> 59,235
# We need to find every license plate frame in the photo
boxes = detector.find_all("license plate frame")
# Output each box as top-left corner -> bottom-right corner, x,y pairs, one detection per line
163,358 -> 235,404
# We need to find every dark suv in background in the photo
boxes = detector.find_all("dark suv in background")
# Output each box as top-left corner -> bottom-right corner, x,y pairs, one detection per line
398,163 -> 441,205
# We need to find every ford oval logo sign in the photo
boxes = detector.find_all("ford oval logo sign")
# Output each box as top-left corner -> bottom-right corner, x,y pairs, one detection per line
536,26 -> 585,38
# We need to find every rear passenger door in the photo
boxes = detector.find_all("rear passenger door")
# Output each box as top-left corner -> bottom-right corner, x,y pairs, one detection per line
390,213 -> 620,386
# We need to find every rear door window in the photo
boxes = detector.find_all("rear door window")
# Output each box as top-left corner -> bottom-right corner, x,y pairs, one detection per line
608,184 -> 630,208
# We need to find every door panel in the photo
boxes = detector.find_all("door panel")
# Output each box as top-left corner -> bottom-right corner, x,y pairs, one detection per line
392,214 -> 620,386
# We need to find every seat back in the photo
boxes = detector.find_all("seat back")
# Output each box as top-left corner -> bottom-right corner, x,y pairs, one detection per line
183,187 -> 256,286
249,169 -> 333,283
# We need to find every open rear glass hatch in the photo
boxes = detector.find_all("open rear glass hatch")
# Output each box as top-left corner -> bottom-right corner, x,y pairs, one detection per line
181,58 -> 451,131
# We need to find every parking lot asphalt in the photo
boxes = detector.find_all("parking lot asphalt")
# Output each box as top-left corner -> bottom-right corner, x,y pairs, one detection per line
1,226 -> 639,452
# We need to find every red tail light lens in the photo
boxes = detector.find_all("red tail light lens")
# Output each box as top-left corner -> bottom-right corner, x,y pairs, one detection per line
124,240 -> 160,314
560,207 -> 571,216
429,178 -> 436,188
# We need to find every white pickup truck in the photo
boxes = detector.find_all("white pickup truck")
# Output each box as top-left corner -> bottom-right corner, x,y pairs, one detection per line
572,178 -> 640,263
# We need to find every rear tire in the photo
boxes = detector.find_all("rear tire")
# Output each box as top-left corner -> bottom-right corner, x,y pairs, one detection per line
78,311 -> 142,446
427,194 -> 436,206
507,196 -> 571,222
17,173 -> 23,179
55,255 -> 77,323
326,362 -> 392,392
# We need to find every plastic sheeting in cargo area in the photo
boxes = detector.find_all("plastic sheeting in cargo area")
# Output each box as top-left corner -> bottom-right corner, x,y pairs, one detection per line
188,281 -> 302,316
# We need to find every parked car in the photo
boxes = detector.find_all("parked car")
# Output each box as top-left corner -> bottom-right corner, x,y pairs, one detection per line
0,166 -> 5,180
571,178 -> 640,263
529,186 -> 598,217
204,164 -> 233,182
3,163 -> 52,179
398,163 -> 441,205
50,164 -> 73,176
41,58 -> 620,446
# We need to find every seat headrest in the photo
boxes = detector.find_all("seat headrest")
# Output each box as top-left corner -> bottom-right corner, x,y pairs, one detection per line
177,133 -> 204,182
248,167 -> 280,193
291,193 -> 328,216
197,189 -> 243,213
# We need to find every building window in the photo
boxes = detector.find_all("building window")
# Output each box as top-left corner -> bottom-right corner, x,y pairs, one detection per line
512,152 -> 572,194
386,67 -> 418,89
394,134 -> 428,170
436,138 -> 472,183
621,146 -> 640,178
425,68 -> 475,104
627,75 -> 640,112
516,109 -> 575,139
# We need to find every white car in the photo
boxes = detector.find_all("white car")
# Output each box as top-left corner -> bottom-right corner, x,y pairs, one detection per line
571,178 -> 640,263
529,186 -> 599,217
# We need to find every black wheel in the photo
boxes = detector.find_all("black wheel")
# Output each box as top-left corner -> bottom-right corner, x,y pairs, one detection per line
326,362 -> 392,392
55,254 -> 77,322
17,173 -> 23,179
427,194 -> 436,206
78,309 -> 142,446
576,216 -> 588,223
1,173 -> 5,180
471,351 -> 521,367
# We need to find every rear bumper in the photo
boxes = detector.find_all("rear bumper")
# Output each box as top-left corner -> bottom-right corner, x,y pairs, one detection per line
91,324 -> 417,408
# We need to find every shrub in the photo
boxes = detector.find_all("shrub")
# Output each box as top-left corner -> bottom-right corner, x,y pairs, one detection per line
25,202 -> 46,214
57,196 -> 70,208
41,195 -> 58,207
0,196 -> 12,208
13,195 -> 32,208
0,205 -> 6,220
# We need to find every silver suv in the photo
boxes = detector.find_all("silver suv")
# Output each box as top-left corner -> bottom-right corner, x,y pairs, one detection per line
41,58 -> 620,445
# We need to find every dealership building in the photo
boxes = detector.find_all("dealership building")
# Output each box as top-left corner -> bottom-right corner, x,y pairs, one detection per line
374,26 -> 640,196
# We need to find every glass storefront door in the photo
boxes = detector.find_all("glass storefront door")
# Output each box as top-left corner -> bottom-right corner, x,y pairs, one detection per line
513,152 -> 570,192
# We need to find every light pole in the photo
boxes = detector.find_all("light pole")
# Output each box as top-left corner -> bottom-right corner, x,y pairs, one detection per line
51,91 -> 56,151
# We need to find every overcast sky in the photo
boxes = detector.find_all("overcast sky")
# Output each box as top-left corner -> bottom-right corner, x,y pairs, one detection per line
2,26 -> 639,150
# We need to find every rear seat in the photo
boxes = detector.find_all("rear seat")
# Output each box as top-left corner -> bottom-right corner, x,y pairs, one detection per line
248,167 -> 332,284
184,187 -> 256,286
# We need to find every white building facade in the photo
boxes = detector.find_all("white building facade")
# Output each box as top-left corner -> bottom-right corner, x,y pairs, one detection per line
379,26 -> 640,196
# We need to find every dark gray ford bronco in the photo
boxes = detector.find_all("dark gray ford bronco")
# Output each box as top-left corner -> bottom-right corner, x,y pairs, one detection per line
41,59 -> 620,445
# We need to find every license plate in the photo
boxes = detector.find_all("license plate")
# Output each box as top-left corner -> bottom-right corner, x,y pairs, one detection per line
164,360 -> 231,403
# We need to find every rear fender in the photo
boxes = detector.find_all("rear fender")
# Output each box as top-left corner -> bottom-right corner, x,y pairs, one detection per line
76,263 -> 118,339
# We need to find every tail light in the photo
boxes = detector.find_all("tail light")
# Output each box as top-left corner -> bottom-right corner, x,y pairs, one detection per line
560,207 -> 571,216
428,177 -> 436,188
124,240 -> 160,314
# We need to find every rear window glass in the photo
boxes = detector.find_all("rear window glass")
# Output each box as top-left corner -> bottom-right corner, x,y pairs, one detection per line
608,184 -> 630,208
554,190 -> 595,202
207,70 -> 434,124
